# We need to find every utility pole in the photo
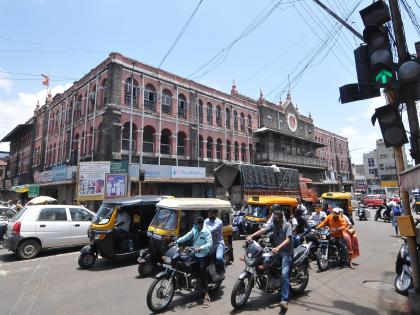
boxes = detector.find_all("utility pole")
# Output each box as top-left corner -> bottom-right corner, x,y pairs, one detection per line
388,0 -> 420,300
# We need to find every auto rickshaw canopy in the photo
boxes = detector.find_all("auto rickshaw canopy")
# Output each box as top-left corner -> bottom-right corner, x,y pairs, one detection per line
103,195 -> 173,207
322,192 -> 352,200
246,196 -> 299,206
156,198 -> 231,211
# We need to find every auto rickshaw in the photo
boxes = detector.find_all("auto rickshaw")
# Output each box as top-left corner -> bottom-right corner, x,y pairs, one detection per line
321,192 -> 354,224
78,195 -> 171,269
415,195 -> 420,214
137,198 -> 234,277
242,196 -> 299,235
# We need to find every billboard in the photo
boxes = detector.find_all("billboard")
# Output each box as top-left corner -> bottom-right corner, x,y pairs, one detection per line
105,173 -> 128,199
78,161 -> 110,201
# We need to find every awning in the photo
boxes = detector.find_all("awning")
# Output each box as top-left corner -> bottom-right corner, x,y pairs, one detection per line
11,185 -> 29,193
400,164 -> 420,191
133,177 -> 214,184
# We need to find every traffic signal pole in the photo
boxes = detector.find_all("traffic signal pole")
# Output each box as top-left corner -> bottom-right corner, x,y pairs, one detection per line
388,0 -> 420,301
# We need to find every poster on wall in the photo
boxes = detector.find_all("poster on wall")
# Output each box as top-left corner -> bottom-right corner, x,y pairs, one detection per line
104,173 -> 128,199
78,161 -> 110,201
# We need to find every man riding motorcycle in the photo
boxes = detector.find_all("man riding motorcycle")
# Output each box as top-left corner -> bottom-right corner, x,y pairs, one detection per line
176,216 -> 213,307
204,208 -> 225,273
317,207 -> 350,267
308,206 -> 327,227
246,207 -> 293,312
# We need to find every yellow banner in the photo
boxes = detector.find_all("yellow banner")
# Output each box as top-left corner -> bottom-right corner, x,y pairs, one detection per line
381,181 -> 398,187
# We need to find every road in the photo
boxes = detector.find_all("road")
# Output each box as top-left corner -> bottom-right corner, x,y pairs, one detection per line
0,211 -> 410,315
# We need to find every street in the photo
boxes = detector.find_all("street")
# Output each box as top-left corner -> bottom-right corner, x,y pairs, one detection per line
0,210 -> 410,315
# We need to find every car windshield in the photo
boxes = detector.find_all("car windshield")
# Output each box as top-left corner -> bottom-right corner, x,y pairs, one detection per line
323,199 -> 347,210
92,203 -> 114,225
415,196 -> 420,202
246,205 -> 269,218
150,208 -> 178,230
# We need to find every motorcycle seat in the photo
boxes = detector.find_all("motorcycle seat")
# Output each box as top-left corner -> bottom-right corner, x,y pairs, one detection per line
293,246 -> 306,261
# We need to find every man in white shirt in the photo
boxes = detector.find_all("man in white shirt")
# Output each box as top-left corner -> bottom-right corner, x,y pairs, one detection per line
204,209 -> 225,273
307,207 -> 327,227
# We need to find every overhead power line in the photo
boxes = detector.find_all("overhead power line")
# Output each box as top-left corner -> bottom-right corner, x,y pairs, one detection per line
158,0 -> 204,68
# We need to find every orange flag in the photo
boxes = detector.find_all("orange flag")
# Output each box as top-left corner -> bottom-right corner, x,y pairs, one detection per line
41,74 -> 49,86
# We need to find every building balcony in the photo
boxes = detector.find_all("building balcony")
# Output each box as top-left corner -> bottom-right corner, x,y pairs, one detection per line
256,152 -> 328,169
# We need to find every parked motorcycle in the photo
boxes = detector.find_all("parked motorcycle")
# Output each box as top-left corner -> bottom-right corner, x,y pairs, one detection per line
374,204 -> 392,222
394,239 -> 413,295
146,245 -> 225,313
316,227 -> 347,271
232,209 -> 246,240
357,205 -> 369,221
230,238 -> 310,309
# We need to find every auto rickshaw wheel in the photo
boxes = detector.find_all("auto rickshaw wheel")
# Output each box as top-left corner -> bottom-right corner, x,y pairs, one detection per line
138,261 -> 154,277
78,252 -> 96,269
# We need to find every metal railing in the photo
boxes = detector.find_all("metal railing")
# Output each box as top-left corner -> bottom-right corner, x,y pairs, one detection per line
256,152 -> 328,168
122,139 -> 136,152
143,141 -> 154,153
144,100 -> 156,111
177,146 -> 185,156
161,144 -> 171,154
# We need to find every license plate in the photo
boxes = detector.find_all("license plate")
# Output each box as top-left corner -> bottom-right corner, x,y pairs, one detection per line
162,264 -> 172,269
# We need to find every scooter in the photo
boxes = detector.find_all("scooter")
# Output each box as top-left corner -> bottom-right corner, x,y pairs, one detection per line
232,210 -> 245,240
357,206 -> 369,221
394,239 -> 413,295
374,204 -> 392,222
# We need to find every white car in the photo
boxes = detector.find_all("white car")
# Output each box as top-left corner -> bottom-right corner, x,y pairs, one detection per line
3,205 -> 94,259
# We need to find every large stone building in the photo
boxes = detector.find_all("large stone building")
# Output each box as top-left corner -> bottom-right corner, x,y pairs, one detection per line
1,52 -> 348,206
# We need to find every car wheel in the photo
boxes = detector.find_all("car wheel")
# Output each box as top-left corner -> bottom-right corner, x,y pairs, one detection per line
17,239 -> 40,260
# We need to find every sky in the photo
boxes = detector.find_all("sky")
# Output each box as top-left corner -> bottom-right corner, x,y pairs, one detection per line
0,0 -> 419,164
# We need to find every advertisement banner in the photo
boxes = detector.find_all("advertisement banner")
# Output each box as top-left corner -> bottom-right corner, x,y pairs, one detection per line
171,166 -> 206,178
52,165 -> 67,181
110,161 -> 129,173
41,171 -> 53,183
78,161 -> 110,201
104,173 -> 127,199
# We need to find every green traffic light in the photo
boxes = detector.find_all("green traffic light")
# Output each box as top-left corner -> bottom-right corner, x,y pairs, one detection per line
375,69 -> 393,84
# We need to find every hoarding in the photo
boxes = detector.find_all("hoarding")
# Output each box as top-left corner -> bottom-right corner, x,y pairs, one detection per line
78,161 -> 110,201
104,173 -> 127,198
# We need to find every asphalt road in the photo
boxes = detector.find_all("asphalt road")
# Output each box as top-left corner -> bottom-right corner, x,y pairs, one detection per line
0,210 -> 410,315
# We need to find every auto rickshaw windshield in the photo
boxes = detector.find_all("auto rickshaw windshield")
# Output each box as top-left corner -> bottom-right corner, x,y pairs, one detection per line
92,203 -> 114,225
246,205 -> 269,218
323,198 -> 347,210
150,208 -> 178,230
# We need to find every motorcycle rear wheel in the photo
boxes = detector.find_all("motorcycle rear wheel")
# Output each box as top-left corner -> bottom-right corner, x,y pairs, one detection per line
146,275 -> 175,313
231,274 -> 253,309
290,263 -> 309,295
394,272 -> 412,295
316,247 -> 329,271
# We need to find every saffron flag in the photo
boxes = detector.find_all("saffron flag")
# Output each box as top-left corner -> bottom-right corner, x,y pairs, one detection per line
41,74 -> 49,86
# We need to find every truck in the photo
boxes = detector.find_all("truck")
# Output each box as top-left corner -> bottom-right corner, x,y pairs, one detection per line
214,163 -> 318,210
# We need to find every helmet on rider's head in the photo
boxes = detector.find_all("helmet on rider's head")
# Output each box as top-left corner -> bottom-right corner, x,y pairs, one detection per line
332,208 -> 341,214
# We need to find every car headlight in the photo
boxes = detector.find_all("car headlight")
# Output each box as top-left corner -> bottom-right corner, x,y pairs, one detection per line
162,256 -> 172,265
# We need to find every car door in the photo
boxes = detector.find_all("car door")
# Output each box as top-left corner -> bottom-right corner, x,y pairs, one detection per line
35,207 -> 71,247
69,207 -> 94,245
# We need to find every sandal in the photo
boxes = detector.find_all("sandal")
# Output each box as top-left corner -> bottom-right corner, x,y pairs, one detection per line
202,295 -> 210,308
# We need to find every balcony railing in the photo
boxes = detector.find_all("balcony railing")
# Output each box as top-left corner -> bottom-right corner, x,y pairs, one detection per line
144,100 -> 156,111
177,146 -> 186,156
122,139 -> 136,152
143,141 -> 154,153
256,152 -> 328,168
161,144 -> 171,155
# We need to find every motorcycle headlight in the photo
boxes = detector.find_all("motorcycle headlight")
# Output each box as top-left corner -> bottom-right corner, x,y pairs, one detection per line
245,256 -> 256,266
321,234 -> 327,240
162,256 -> 172,265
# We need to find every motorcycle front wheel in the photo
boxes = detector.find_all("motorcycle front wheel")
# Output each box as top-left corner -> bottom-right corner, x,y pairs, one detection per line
146,275 -> 175,313
316,247 -> 329,271
231,274 -> 253,309
394,271 -> 413,295
290,263 -> 309,295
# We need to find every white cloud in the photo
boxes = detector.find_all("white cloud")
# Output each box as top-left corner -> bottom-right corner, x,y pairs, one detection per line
346,115 -> 359,123
0,83 -> 72,152
363,94 -> 387,119
0,70 -> 13,92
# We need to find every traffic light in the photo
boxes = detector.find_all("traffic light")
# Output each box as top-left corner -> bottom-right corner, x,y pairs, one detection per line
371,103 -> 408,147
139,169 -> 145,182
397,59 -> 420,100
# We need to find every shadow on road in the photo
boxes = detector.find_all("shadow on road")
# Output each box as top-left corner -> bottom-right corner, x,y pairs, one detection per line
76,256 -> 138,271
0,246 -> 83,263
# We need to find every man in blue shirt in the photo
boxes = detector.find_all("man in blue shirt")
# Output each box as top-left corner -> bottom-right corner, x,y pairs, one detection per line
204,209 -> 225,273
247,207 -> 293,313
176,215 -> 213,307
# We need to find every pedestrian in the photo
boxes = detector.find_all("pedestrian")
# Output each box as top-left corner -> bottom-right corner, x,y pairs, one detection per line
392,203 -> 402,235
204,208 -> 225,273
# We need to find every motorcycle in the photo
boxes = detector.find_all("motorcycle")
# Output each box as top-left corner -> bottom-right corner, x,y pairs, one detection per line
357,205 -> 369,221
303,227 -> 319,261
146,245 -> 225,313
316,227 -> 348,271
374,204 -> 392,222
394,239 -> 413,295
230,238 -> 310,309
232,210 -> 246,240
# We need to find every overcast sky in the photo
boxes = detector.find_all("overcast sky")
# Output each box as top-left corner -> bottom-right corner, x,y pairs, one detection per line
0,0 -> 418,164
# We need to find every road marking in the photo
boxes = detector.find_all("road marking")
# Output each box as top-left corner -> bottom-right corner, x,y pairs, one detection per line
0,267 -> 33,276
0,251 -> 79,268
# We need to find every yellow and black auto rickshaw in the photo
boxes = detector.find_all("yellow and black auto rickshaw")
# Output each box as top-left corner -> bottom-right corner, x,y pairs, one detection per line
242,196 -> 299,235
78,195 -> 171,269
137,198 -> 234,277
321,192 -> 354,224
414,195 -> 420,214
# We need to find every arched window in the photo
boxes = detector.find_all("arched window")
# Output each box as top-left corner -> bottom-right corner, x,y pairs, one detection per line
216,139 -> 222,160
178,94 -> 187,119
124,78 -> 139,107
143,126 -> 155,153
161,89 -> 172,114
81,131 -> 85,156
87,127 -> 93,155
198,100 -> 204,123
177,132 -> 186,156
226,108 -> 231,129
233,110 -> 238,130
226,140 -> 231,160
234,141 -> 239,161
241,143 -> 247,162
122,122 -> 138,152
247,114 -> 252,133
199,135 -> 204,158
75,95 -> 83,120
52,143 -> 56,164
88,85 -> 96,113
161,129 -> 172,154
240,113 -> 245,132
144,83 -> 156,111
72,133 -> 80,165
216,105 -> 222,127
207,137 -> 213,159
207,103 -> 213,125
249,144 -> 254,163
100,79 -> 107,108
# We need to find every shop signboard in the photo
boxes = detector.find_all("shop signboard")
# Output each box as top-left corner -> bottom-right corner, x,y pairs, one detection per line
41,171 -> 52,183
110,161 -> 129,173
52,165 -> 67,181
78,161 -> 110,201
104,173 -> 127,198
28,185 -> 40,198
171,166 -> 206,178
142,164 -> 172,178
33,171 -> 42,183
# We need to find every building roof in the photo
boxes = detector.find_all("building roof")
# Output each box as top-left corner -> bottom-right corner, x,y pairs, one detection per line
1,124 -> 32,142
254,127 -> 324,147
